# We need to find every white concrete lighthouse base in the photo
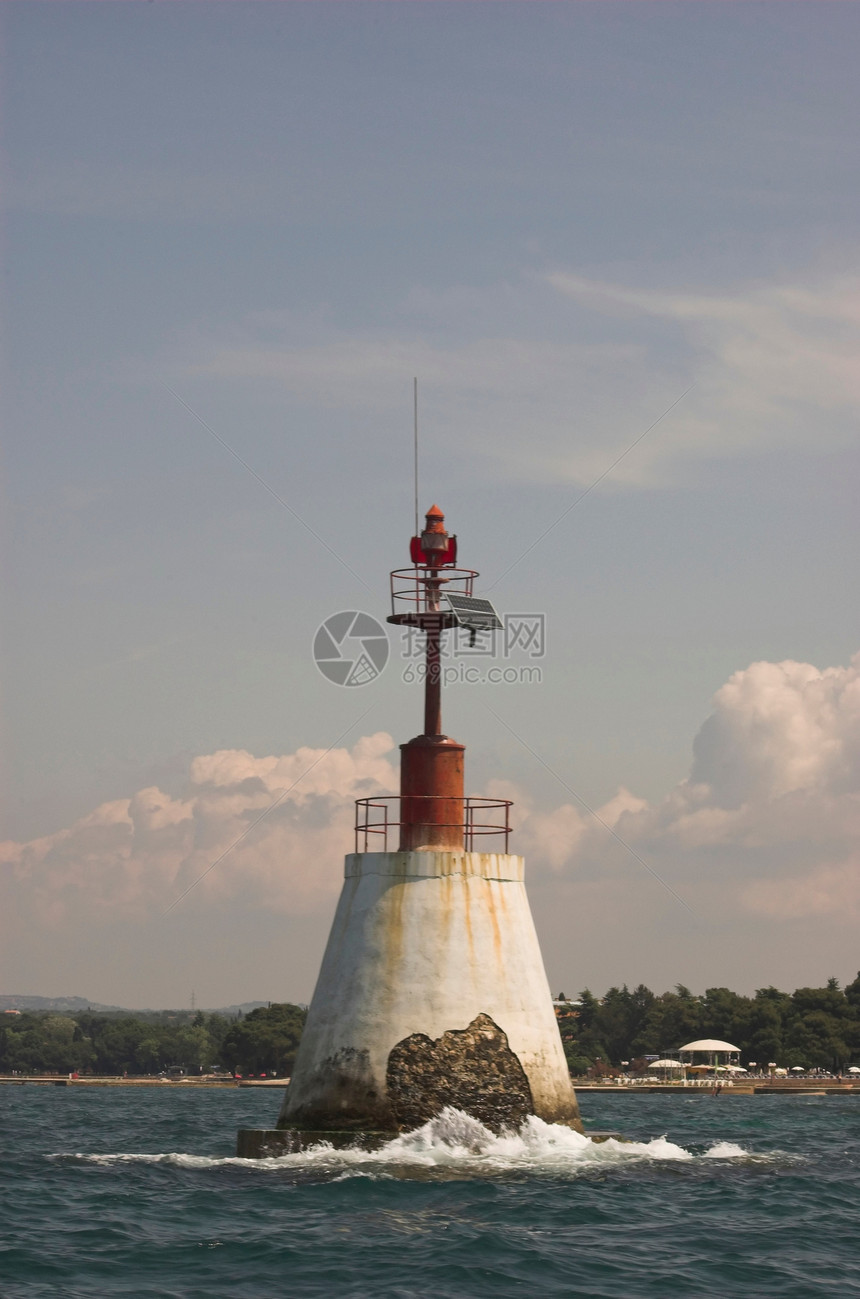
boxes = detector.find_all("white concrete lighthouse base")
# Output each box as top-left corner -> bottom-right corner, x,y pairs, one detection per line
277,850 -> 581,1134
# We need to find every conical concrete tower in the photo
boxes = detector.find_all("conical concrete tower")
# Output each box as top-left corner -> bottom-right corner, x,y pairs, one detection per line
238,508 -> 580,1155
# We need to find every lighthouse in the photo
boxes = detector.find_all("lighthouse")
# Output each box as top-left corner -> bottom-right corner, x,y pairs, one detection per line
237,507 -> 581,1155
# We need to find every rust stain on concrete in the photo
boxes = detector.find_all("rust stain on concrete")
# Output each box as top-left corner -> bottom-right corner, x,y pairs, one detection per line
484,883 -> 504,969
462,881 -> 475,964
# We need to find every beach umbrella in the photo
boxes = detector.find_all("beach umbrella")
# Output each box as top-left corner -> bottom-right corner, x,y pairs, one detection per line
847,1066 -> 860,1074
790,1066 -> 805,1072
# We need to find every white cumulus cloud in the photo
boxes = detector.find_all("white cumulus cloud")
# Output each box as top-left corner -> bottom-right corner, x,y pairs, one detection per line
516,651 -> 860,925
3,655 -> 859,944
0,733 -> 398,927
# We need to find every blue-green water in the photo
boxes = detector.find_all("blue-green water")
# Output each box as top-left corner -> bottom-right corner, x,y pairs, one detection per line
2,1086 -> 859,1297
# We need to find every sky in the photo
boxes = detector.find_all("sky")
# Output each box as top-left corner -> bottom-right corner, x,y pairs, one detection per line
1,0 -> 858,1009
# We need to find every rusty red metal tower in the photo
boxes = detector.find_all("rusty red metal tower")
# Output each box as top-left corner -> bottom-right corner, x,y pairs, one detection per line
390,504 -> 466,851
382,504 -> 506,852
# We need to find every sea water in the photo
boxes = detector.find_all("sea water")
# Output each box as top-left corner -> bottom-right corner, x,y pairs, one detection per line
2,1085 -> 859,1297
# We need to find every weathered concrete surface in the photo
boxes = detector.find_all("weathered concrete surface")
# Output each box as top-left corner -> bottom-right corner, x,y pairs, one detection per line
278,851 -> 581,1133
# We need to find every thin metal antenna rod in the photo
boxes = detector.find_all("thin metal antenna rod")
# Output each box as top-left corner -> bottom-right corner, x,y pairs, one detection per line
413,376 -> 419,538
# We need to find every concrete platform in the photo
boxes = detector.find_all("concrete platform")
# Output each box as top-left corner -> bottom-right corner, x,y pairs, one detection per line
236,1123 -> 626,1157
237,1128 -> 396,1157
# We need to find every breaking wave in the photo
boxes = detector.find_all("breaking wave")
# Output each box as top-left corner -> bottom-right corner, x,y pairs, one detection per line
49,1107 -> 776,1178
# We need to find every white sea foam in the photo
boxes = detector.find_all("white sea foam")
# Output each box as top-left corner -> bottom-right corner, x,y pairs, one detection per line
703,1141 -> 750,1159
49,1107 -> 775,1177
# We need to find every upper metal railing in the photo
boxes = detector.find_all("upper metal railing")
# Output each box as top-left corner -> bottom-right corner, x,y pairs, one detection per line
354,795 -> 513,853
389,567 -> 477,623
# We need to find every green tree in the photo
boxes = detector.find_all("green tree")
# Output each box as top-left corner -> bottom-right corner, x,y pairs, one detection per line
594,986 -> 632,1062
220,1004 -> 307,1075
0,1013 -> 95,1073
586,984 -> 656,1063
634,988 -> 703,1057
785,1011 -> 850,1070
576,989 -> 599,1033
134,1036 -> 163,1074
737,997 -> 784,1065
701,987 -> 749,1044
844,972 -> 860,1012
91,1018 -> 152,1073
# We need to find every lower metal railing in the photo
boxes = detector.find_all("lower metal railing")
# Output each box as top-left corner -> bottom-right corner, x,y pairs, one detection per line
354,795 -> 512,853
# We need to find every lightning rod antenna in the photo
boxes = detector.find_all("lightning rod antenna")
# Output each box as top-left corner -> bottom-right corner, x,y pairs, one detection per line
413,377 -> 419,538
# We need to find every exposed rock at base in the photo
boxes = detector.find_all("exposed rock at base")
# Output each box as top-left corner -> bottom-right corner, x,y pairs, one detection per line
386,1013 -> 533,1132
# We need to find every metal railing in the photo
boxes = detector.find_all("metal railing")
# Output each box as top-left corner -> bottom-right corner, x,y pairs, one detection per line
354,795 -> 513,853
389,567 -> 477,622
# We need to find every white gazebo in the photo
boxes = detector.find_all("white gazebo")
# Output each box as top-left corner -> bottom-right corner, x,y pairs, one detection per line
647,1058 -> 686,1080
678,1039 -> 741,1069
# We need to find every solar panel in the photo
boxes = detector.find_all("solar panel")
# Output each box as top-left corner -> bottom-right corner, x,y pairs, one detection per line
443,593 -> 503,632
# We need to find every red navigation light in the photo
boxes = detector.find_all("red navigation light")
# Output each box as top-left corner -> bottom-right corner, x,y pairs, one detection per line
409,504 -> 457,567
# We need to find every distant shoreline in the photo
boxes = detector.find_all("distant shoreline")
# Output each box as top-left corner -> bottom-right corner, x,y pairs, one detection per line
575,1082 -> 860,1096
3,1075 -> 858,1096
0,1075 -> 278,1088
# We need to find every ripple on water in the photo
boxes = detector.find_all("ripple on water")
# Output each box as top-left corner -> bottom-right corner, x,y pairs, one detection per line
4,1089 -> 858,1298
47,1106 -> 807,1187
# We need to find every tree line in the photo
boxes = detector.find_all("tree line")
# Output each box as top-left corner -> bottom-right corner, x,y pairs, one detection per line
3,976 -> 859,1077
556,975 -> 860,1074
0,1003 -> 306,1077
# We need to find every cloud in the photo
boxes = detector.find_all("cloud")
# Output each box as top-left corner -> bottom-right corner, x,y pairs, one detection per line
518,788 -> 647,872
3,653 -> 859,940
549,271 -> 860,460
169,265 -> 860,491
188,329 -> 655,489
742,857 -> 860,922
522,651 -> 860,925
690,656 -> 860,806
0,733 -> 397,927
